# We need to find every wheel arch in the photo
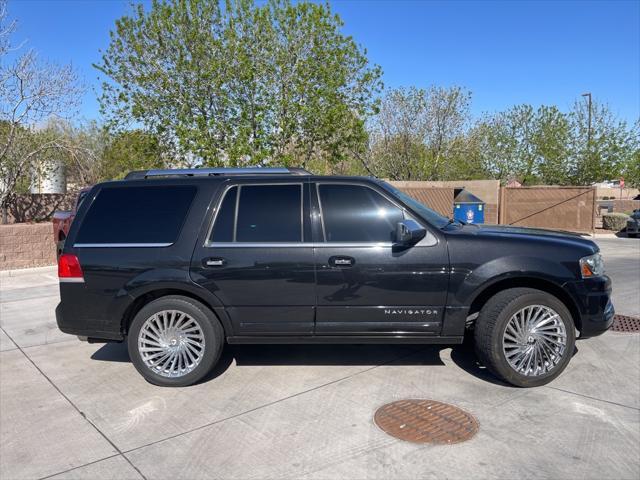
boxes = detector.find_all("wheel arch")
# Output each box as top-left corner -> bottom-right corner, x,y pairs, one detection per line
467,276 -> 582,332
120,288 -> 232,338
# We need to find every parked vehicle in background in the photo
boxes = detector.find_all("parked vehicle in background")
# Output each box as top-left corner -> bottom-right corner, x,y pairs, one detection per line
52,187 -> 91,256
627,210 -> 640,238
55,168 -> 614,388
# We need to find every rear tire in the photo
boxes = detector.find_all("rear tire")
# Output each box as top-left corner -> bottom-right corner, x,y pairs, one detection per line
473,288 -> 575,387
127,295 -> 224,387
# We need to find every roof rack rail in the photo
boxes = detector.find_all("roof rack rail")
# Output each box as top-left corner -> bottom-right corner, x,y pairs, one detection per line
124,167 -> 311,180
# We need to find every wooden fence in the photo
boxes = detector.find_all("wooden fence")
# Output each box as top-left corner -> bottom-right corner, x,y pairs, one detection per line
499,186 -> 596,234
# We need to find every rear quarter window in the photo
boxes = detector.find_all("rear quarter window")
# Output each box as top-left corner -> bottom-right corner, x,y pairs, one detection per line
75,185 -> 196,244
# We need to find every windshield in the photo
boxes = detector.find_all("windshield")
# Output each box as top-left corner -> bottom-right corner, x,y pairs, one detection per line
378,181 -> 451,229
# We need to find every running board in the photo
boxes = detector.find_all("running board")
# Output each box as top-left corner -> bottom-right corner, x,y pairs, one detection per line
227,335 -> 464,345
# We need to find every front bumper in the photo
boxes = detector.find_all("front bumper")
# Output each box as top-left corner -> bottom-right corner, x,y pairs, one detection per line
563,275 -> 615,338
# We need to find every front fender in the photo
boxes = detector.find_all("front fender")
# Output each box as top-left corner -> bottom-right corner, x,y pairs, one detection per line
450,255 -> 577,307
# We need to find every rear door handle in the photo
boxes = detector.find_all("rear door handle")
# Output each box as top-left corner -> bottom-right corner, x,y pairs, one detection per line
203,257 -> 226,267
329,256 -> 355,267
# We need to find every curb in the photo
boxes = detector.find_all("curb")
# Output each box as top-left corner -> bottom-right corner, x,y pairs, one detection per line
0,265 -> 57,278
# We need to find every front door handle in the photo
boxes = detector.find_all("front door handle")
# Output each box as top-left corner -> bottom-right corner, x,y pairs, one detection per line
329,256 -> 355,267
203,257 -> 226,267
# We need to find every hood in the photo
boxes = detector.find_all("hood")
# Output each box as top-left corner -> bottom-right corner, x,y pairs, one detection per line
463,223 -> 598,252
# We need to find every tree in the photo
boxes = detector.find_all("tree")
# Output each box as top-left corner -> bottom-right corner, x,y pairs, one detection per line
367,87 -> 429,180
622,145 -> 640,188
566,99 -> 639,186
365,86 -> 472,180
96,0 -> 382,168
471,105 -> 572,185
0,1 -> 83,222
101,130 -> 165,180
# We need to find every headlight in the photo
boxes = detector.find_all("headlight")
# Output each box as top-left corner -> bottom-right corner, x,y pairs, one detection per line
580,253 -> 604,278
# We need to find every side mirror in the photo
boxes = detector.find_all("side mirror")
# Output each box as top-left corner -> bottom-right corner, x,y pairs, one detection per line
395,219 -> 426,245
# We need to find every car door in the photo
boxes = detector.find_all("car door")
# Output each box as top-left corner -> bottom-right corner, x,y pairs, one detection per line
191,179 -> 316,336
313,181 -> 449,336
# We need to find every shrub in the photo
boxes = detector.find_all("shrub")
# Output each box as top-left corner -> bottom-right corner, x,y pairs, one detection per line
602,212 -> 630,231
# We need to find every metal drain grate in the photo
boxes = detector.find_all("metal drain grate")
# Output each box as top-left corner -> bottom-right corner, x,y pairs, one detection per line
611,314 -> 640,333
374,399 -> 478,444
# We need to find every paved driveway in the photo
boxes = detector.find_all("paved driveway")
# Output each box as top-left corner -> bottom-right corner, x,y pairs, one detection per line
1,239 -> 639,480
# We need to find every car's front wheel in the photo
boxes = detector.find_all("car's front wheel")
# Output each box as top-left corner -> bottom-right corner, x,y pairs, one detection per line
127,295 -> 224,387
474,287 -> 576,387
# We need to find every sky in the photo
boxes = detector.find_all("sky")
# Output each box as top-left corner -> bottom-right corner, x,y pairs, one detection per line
6,0 -> 640,124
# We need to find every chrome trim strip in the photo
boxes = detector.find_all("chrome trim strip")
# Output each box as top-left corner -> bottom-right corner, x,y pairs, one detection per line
59,277 -> 85,283
146,167 -> 292,177
74,243 -> 173,248
205,242 -> 394,248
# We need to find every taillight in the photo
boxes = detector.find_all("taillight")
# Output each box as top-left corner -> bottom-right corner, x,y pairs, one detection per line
58,254 -> 84,283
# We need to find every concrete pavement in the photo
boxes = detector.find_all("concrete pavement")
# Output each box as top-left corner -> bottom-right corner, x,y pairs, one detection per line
1,239 -> 638,480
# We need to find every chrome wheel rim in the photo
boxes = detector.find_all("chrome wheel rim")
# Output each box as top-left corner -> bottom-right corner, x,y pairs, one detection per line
138,310 -> 205,378
502,305 -> 567,377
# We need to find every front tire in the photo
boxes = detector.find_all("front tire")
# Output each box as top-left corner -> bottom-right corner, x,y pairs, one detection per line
127,295 -> 224,387
474,288 -> 575,387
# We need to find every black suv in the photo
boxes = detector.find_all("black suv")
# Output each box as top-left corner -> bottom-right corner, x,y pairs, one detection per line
56,168 -> 614,387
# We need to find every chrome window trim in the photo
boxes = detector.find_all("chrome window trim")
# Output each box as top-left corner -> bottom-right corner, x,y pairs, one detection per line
205,242 -> 394,248
73,243 -> 173,248
203,180 -> 436,249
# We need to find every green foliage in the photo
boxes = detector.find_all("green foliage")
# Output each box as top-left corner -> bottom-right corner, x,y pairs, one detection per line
622,148 -> 640,188
101,130 -> 165,179
366,86 -> 475,180
602,212 -> 629,231
469,101 -> 638,186
95,0 -> 382,168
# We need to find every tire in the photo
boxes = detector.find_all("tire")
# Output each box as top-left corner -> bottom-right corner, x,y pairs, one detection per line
628,233 -> 638,238
473,288 -> 575,388
127,295 -> 224,387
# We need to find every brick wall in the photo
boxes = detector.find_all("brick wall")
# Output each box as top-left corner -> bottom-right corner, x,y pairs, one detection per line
0,223 -> 57,270
612,199 -> 640,213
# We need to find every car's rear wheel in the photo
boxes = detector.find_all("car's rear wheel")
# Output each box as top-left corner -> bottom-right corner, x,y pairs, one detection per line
474,287 -> 575,387
127,295 -> 223,387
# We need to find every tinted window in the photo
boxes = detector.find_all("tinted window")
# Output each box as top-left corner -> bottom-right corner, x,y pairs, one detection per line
236,184 -> 302,242
210,187 -> 237,242
76,186 -> 196,244
318,184 -> 404,242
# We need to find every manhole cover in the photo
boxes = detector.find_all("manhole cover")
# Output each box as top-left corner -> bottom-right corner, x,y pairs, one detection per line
374,399 -> 478,444
611,314 -> 640,333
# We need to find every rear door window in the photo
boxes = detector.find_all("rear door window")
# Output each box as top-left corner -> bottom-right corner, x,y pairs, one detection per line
237,185 -> 302,242
209,184 -> 303,243
75,185 -> 196,244
210,187 -> 237,242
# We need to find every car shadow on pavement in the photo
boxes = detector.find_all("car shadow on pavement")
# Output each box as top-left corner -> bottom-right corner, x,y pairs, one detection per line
90,338 -> 524,387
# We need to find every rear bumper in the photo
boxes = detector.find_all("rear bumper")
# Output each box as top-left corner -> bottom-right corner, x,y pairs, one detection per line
55,303 -> 124,341
563,276 -> 614,338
